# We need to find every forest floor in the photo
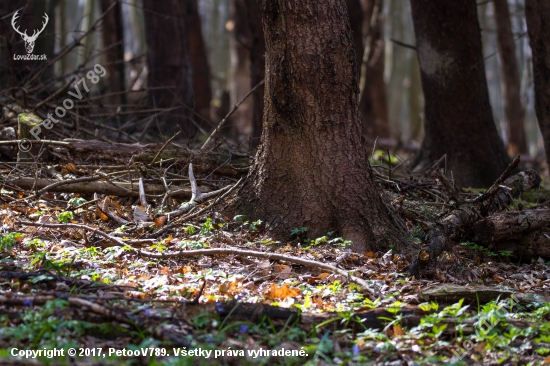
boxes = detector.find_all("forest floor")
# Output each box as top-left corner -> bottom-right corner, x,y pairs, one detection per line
0,146 -> 549,366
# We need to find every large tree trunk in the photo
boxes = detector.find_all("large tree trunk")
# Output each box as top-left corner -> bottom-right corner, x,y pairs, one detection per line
359,0 -> 390,138
143,0 -> 195,138
410,0 -> 510,187
227,0 -> 407,252
185,0 -> 212,127
525,0 -> 550,166
244,0 -> 266,150
493,0 -> 527,155
100,0 -> 126,108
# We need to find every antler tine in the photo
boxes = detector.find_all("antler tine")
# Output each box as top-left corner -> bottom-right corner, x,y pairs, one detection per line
11,10 -> 27,37
26,12 -> 49,40
40,13 -> 49,32
32,13 -> 49,38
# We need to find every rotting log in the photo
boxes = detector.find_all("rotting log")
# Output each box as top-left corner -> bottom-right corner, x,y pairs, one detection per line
409,169 -> 542,275
469,209 -> 550,260
418,284 -> 546,305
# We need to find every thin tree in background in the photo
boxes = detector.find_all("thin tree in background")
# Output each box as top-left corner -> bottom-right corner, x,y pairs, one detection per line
229,0 -> 253,143
143,0 -> 195,137
185,0 -> 212,126
410,0 -> 510,187
227,0 -> 407,252
525,0 -> 550,165
493,0 -> 527,155
347,0 -> 364,75
360,0 -> 390,138
244,0 -> 265,149
100,0 -> 126,107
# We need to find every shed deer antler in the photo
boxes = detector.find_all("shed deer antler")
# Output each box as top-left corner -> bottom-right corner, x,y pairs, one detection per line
11,11 -> 49,54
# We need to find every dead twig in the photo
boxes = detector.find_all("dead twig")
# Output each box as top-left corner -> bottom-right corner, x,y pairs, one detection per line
149,131 -> 180,166
473,155 -> 520,204
201,79 -> 265,150
16,221 -> 126,246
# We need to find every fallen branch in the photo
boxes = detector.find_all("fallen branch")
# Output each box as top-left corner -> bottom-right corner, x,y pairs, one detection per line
134,247 -> 379,297
16,221 -> 126,246
7,177 -> 196,198
0,140 -> 73,148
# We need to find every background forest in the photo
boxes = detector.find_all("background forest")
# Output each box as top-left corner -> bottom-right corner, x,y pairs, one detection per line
1,0 -> 547,160
1,0 -> 550,365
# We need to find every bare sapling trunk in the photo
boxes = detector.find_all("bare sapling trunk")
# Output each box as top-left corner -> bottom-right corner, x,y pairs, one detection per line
493,0 -> 527,155
525,0 -> 550,166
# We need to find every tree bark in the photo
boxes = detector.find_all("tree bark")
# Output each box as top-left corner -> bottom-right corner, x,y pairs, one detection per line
227,0 -> 408,252
410,0 -> 510,188
244,0 -> 266,150
185,0 -> 212,127
143,0 -> 195,137
493,0 -> 527,155
100,0 -> 126,108
525,0 -> 550,166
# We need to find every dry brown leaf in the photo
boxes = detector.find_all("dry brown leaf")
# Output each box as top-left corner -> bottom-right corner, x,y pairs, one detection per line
265,283 -> 300,300
393,325 -> 405,337
96,207 -> 108,221
155,216 -> 167,227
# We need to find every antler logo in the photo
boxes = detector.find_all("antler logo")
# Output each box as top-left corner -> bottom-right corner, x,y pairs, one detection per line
11,10 -> 49,54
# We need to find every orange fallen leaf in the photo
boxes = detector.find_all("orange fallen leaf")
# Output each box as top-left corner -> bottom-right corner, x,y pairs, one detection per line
96,207 -> 108,221
155,216 -> 167,227
393,325 -> 405,337
265,283 -> 300,300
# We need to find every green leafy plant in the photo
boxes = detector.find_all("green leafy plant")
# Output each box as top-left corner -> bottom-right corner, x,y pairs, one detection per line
0,232 -> 22,252
25,238 -> 46,251
249,219 -> 263,231
184,225 -> 196,235
150,241 -> 167,253
67,197 -> 87,207
461,241 -> 512,257
200,218 -> 215,235
290,227 -> 308,237
57,211 -> 74,223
